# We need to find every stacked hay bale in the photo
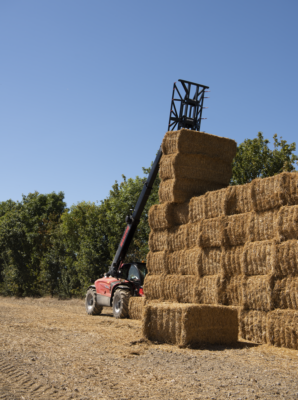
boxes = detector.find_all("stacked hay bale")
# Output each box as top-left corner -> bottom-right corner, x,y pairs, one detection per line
143,129 -> 238,345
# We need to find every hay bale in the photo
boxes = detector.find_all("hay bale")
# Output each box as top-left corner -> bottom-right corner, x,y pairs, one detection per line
248,210 -> 277,242
221,246 -> 244,276
143,275 -> 164,301
167,248 -> 200,275
224,213 -> 249,246
142,302 -> 238,346
241,240 -> 277,276
288,172 -> 298,205
189,188 -> 228,223
276,205 -> 298,241
148,230 -> 169,252
251,173 -> 289,212
276,240 -> 298,276
239,309 -> 267,344
159,178 -> 225,204
167,225 -> 188,251
161,129 -> 237,163
222,276 -> 244,306
146,251 -> 169,275
160,154 -> 233,185
186,221 -> 202,249
226,183 -> 254,215
128,297 -> 145,320
273,277 -> 298,310
194,275 -> 225,304
267,309 -> 298,349
200,247 -> 222,276
198,217 -> 225,248
163,275 -> 197,303
242,275 -> 274,311
148,202 -> 189,230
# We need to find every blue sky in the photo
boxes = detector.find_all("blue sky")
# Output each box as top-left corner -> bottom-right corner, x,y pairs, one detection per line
1,1 -> 297,207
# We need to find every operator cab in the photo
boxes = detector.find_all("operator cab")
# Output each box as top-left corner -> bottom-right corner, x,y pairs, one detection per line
118,262 -> 147,285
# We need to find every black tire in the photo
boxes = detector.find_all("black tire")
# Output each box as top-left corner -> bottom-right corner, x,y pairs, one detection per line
112,289 -> 131,319
85,288 -> 103,315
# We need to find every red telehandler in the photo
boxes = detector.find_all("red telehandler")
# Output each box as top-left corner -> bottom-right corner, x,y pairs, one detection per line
85,80 -> 209,318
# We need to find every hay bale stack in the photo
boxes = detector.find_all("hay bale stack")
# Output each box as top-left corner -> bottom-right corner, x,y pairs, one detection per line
288,172 -> 298,205
128,297 -> 145,320
267,309 -> 298,349
227,184 -> 254,215
221,246 -> 243,276
143,275 -> 164,301
159,130 -> 237,204
224,213 -> 249,246
276,205 -> 298,241
148,202 -> 189,230
189,188 -> 227,222
241,240 -> 277,276
242,275 -> 274,311
148,230 -> 169,252
142,303 -> 238,347
167,225 -> 188,251
276,240 -> 298,276
239,309 -> 267,344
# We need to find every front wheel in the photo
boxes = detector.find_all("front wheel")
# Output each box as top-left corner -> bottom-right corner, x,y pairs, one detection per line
85,288 -> 103,315
112,289 -> 131,319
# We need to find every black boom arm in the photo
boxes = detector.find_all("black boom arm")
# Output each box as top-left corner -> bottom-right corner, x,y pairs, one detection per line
107,79 -> 209,277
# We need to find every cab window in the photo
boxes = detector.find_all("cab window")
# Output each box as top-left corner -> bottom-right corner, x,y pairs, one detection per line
128,265 -> 141,282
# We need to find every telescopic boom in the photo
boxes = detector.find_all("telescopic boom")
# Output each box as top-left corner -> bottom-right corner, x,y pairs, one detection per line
107,80 -> 209,277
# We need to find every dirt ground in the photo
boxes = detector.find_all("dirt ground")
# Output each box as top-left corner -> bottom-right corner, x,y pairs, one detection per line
1,298 -> 298,400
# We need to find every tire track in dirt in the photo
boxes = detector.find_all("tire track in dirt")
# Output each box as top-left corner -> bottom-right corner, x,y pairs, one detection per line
0,359 -> 71,400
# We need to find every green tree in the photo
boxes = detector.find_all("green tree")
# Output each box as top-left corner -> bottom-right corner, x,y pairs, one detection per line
231,132 -> 298,185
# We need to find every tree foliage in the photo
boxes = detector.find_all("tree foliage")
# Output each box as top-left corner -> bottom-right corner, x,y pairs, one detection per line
231,132 -> 298,185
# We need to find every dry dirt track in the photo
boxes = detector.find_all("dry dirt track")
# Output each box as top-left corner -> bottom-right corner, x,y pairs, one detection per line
1,298 -> 298,400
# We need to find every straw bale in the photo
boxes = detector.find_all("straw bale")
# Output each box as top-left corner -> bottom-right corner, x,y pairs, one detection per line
226,183 -> 254,215
189,188 -> 228,223
167,225 -> 188,251
241,240 -> 277,276
160,154 -> 232,185
288,172 -> 298,205
163,275 -> 196,303
224,213 -> 249,246
128,297 -> 145,320
148,229 -> 169,252
198,217 -> 225,248
267,309 -> 298,349
146,251 -> 169,275
148,202 -> 189,230
200,247 -> 222,276
143,275 -> 164,301
194,275 -> 225,305
159,178 -> 225,204
221,246 -> 244,277
142,302 -> 238,346
242,275 -> 274,311
167,248 -> 200,275
186,221 -> 202,249
222,276 -> 244,306
273,277 -> 298,310
248,210 -> 277,242
276,205 -> 298,241
161,129 -> 237,164
251,173 -> 289,212
276,240 -> 298,276
239,309 -> 267,344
